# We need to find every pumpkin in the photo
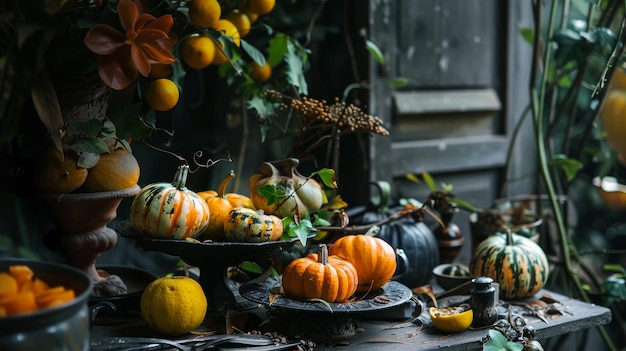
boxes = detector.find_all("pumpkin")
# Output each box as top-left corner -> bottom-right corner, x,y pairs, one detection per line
32,147 -> 88,194
345,181 -> 440,288
470,230 -> 550,299
224,207 -> 283,242
197,171 -> 253,241
197,172 -> 255,209
130,165 -> 210,239
249,158 -> 324,218
282,244 -> 358,303
82,140 -> 140,192
329,234 -> 397,293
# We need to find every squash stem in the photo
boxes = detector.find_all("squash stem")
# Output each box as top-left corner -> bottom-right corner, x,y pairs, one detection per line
173,165 -> 190,190
318,244 -> 329,265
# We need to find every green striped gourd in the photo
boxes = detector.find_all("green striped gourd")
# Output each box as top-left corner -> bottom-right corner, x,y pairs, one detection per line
224,207 -> 283,242
130,165 -> 210,239
470,230 -> 549,299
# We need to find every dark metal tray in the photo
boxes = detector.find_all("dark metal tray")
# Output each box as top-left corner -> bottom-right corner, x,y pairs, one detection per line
239,277 -> 413,313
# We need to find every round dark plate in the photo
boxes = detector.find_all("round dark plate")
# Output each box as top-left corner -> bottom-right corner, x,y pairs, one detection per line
239,278 -> 412,313
117,220 -> 309,266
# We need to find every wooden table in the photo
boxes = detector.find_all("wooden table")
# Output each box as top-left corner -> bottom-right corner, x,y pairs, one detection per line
90,289 -> 611,350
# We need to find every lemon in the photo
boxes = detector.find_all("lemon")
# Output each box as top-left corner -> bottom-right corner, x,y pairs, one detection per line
429,306 -> 473,333
140,276 -> 208,336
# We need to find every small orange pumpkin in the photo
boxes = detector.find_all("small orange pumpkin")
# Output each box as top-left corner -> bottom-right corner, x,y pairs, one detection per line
32,147 -> 88,194
82,140 -> 140,192
329,234 -> 397,293
282,244 -> 358,303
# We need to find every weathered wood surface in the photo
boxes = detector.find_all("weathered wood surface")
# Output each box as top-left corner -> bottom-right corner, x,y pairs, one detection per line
314,290 -> 611,351
90,289 -> 611,351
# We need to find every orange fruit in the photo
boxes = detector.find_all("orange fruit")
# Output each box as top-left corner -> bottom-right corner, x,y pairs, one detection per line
181,34 -> 216,70
82,144 -> 140,192
0,273 -> 18,298
188,0 -> 221,29
141,276 -> 208,336
610,67 -> 626,90
245,0 -> 275,16
32,148 -> 88,194
214,19 -> 240,46
600,90 -> 626,155
250,61 -> 271,82
223,10 -> 251,37
0,291 -> 38,315
145,78 -> 180,111
429,306 -> 473,333
245,11 -> 259,24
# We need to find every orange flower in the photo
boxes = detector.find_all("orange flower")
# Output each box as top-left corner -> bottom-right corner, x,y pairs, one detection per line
84,0 -> 177,90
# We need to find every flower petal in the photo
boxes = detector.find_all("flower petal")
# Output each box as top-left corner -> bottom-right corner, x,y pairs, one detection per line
84,25 -> 126,55
117,0 -> 139,32
131,45 -> 152,77
135,13 -> 156,31
145,14 -> 174,32
98,48 -> 137,90
140,42 -> 177,64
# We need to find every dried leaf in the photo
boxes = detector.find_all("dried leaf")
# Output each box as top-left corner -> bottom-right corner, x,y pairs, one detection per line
31,70 -> 63,153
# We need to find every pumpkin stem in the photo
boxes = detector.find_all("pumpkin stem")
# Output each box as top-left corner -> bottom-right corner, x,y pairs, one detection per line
505,228 -> 514,246
317,244 -> 329,265
172,165 -> 190,190
218,170 -> 236,198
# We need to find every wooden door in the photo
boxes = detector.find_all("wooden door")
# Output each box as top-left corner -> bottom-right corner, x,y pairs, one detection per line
366,0 -> 535,262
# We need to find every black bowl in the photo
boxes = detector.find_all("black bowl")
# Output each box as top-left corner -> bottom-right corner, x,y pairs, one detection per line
0,258 -> 93,351
90,265 -> 158,315
433,263 -> 473,291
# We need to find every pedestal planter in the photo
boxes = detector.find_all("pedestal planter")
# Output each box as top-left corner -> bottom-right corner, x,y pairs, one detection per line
42,185 -> 140,296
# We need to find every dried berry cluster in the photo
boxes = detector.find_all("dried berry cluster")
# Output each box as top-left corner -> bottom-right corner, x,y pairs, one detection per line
287,96 -> 389,136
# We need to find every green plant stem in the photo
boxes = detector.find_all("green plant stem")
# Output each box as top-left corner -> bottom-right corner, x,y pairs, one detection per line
531,1 -> 617,349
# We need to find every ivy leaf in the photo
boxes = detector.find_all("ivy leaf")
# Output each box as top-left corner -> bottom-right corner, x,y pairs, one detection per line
312,168 -> 336,189
365,39 -> 385,65
107,102 -> 149,140
550,154 -> 582,181
73,136 -> 109,155
257,184 -> 281,205
267,33 -> 289,67
484,330 -> 523,351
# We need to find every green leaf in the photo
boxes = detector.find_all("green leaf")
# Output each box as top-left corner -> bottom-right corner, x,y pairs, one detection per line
518,26 -> 535,45
257,184 -> 281,205
267,33 -> 289,67
406,173 -> 420,184
421,171 -> 437,191
365,39 -> 385,65
284,40 -> 308,95
239,261 -> 263,274
484,330 -> 523,351
388,77 -> 410,88
73,137 -> 109,155
312,168 -> 336,188
550,154 -> 582,181
241,39 -> 266,66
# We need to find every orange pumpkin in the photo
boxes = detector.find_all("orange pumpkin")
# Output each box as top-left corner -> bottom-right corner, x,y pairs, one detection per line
282,244 -> 358,303
329,234 -> 397,293
32,147 -> 88,194
82,140 -> 140,192
198,171 -> 237,241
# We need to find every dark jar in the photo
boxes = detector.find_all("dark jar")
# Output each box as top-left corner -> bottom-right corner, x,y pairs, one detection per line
470,276 -> 498,327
